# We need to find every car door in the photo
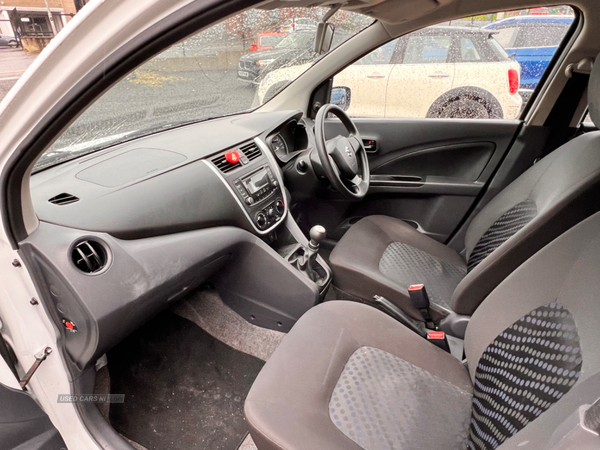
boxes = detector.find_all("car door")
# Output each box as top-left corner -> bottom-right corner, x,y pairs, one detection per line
0,356 -> 66,449
318,8 -> 575,246
384,33 -> 455,118
332,40 -> 397,117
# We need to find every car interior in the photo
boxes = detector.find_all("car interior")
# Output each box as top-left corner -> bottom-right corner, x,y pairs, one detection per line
2,0 -> 600,449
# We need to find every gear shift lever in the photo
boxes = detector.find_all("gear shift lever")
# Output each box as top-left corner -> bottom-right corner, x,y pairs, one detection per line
291,225 -> 327,282
308,225 -> 327,251
305,225 -> 326,281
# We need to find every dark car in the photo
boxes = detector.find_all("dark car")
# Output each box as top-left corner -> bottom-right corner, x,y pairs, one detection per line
238,30 -> 348,84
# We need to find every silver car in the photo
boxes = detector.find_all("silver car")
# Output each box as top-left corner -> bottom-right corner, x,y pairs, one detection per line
0,34 -> 18,48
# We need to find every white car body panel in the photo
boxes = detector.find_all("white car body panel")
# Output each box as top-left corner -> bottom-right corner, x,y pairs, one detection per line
385,61 -> 455,117
335,63 -> 394,117
452,60 -> 522,119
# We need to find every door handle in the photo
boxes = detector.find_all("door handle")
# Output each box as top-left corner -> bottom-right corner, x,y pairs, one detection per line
428,73 -> 450,78
367,74 -> 386,79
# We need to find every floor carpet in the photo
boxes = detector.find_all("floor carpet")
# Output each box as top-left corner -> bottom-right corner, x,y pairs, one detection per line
107,312 -> 265,450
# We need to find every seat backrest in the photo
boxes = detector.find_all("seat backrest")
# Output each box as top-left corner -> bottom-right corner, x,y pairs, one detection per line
463,210 -> 600,449
450,54 -> 600,316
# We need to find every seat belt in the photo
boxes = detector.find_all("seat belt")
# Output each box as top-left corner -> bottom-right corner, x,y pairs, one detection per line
539,65 -> 591,160
407,284 -> 436,330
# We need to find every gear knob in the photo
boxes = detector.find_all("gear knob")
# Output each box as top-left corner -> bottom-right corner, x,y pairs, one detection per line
309,225 -> 327,250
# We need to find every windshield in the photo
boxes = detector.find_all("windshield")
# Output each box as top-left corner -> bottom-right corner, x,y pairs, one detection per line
259,34 -> 285,47
275,33 -> 315,49
35,7 -> 372,172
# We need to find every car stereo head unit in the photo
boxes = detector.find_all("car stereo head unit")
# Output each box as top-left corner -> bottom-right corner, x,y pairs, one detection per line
234,166 -> 278,205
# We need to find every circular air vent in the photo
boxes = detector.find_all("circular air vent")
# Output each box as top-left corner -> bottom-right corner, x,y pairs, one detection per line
71,240 -> 108,274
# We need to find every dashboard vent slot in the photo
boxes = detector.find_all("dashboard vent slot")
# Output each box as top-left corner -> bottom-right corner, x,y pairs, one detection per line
72,240 -> 108,274
211,155 -> 239,174
48,193 -> 80,205
240,142 -> 261,161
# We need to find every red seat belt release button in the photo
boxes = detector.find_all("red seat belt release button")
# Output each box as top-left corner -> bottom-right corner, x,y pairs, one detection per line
427,330 -> 450,353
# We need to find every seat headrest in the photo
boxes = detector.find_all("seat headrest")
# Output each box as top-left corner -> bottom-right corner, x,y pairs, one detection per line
589,53 -> 600,127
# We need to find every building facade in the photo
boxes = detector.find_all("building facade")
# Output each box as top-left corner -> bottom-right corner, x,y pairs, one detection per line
0,0 -> 87,39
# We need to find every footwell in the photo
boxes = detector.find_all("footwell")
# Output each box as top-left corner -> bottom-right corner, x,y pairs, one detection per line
108,312 -> 264,450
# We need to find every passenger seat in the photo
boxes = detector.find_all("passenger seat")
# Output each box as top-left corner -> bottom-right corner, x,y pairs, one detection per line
245,210 -> 600,450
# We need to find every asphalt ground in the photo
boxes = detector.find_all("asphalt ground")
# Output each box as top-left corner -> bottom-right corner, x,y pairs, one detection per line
1,46 -> 259,166
0,47 -> 37,102
49,65 -> 258,153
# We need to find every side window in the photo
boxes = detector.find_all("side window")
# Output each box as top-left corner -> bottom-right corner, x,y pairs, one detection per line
402,35 -> 451,64
355,39 -> 398,65
330,7 -> 574,120
459,37 -> 481,62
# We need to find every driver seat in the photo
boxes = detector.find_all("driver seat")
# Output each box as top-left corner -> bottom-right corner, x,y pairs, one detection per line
329,56 -> 600,322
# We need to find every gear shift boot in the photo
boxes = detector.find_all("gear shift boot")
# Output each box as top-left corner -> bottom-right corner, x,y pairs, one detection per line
288,225 -> 328,286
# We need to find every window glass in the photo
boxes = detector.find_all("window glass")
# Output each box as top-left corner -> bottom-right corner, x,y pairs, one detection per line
403,35 -> 451,64
259,34 -> 285,48
36,7 -> 372,172
514,24 -> 571,48
460,37 -> 481,61
331,7 -> 574,120
493,27 -> 518,48
355,39 -> 398,65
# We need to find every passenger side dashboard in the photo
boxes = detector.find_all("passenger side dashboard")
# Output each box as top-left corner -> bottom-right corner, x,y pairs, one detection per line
23,110 -> 323,375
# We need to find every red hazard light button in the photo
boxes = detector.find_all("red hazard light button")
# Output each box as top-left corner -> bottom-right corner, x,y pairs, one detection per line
62,318 -> 78,333
225,150 -> 240,164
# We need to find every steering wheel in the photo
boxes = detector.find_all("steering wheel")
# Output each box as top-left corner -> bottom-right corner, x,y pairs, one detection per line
314,104 -> 370,201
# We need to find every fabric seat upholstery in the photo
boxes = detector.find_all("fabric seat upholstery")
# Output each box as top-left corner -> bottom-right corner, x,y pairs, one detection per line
330,53 -> 600,319
246,211 -> 600,450
245,301 -> 472,450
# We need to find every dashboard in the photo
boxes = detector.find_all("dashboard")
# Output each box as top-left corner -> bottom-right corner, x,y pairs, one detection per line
24,109 -> 322,375
30,110 -> 308,239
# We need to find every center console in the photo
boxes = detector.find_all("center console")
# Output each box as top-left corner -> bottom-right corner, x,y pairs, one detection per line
207,137 -> 332,332
206,138 -> 287,234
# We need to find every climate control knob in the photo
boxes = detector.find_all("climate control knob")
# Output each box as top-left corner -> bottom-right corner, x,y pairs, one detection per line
256,212 -> 267,229
275,199 -> 284,215
266,207 -> 275,218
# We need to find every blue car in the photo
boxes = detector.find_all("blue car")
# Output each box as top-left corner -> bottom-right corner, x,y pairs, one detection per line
485,15 -> 573,92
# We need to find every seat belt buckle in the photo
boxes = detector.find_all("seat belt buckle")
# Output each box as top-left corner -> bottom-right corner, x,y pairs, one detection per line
426,330 -> 450,353
408,284 -> 436,330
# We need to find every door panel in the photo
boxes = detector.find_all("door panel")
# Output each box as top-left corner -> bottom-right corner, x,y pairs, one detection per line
320,118 -> 521,242
370,142 -> 495,181
0,383 -> 66,450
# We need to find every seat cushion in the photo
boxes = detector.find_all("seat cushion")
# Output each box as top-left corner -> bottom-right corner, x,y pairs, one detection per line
329,215 -> 466,320
245,301 -> 473,450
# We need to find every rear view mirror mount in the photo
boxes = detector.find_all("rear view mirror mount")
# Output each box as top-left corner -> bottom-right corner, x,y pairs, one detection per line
314,4 -> 341,55
314,22 -> 336,55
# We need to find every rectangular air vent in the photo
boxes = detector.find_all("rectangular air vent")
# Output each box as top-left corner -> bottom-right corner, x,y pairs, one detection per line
240,142 -> 261,161
48,193 -> 80,205
211,154 -> 240,174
